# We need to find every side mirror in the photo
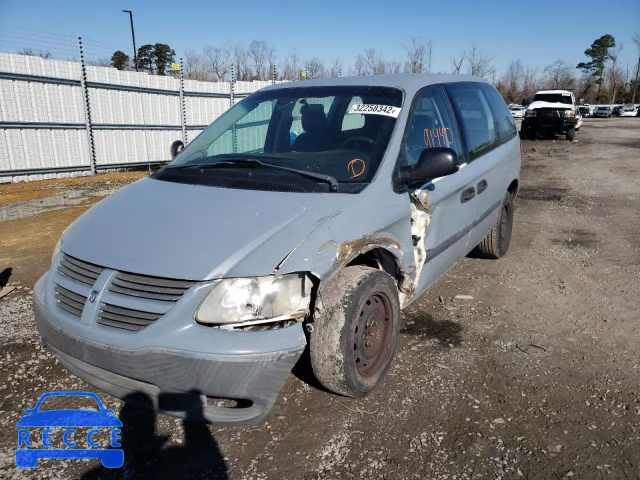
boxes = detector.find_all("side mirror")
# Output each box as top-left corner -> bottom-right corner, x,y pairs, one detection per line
170,140 -> 184,159
399,147 -> 459,187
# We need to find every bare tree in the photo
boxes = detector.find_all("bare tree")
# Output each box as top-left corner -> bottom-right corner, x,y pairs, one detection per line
183,49 -> 208,81
247,40 -> 269,80
328,58 -> 343,78
632,33 -> 640,102
451,53 -> 465,74
404,36 -> 428,73
203,45 -> 231,81
544,60 -> 575,90
606,44 -> 624,103
304,57 -> 326,79
466,43 -> 494,78
233,44 -> 250,81
502,59 -> 525,103
386,60 -> 402,74
19,48 -> 52,59
281,49 -> 301,80
354,53 -> 368,76
522,66 -> 538,100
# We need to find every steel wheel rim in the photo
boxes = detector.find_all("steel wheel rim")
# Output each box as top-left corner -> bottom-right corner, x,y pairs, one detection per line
353,292 -> 393,377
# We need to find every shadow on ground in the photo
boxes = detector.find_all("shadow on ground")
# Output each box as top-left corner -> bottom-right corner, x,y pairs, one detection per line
401,313 -> 464,347
81,392 -> 228,480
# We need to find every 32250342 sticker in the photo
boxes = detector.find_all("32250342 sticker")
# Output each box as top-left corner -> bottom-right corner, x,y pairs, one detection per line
348,104 -> 401,118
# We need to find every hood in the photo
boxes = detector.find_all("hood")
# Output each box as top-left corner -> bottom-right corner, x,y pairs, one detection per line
62,177 -> 349,280
527,101 -> 573,110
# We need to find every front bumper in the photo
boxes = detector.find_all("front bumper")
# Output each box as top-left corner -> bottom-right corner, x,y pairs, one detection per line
523,112 -> 578,131
33,270 -> 306,425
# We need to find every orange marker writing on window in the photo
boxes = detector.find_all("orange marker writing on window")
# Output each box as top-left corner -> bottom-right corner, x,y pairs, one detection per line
347,158 -> 366,179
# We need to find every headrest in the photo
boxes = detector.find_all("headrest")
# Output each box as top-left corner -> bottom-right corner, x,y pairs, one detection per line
301,104 -> 328,134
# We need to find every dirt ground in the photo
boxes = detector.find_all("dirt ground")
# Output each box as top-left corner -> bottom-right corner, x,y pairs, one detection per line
1,117 -> 639,479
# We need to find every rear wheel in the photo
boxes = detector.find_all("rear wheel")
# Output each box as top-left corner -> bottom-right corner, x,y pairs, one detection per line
310,266 -> 400,397
476,192 -> 514,259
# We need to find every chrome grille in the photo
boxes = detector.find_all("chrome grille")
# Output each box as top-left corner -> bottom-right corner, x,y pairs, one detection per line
58,254 -> 104,286
108,272 -> 195,302
97,303 -> 163,331
54,284 -> 87,317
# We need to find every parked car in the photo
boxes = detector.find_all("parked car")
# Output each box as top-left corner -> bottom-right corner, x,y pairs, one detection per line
612,106 -> 622,116
33,75 -> 521,425
509,105 -> 526,118
521,90 -> 580,140
578,106 -> 591,117
594,106 -> 612,118
620,104 -> 638,117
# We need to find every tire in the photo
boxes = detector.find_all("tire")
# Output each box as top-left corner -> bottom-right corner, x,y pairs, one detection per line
476,191 -> 514,259
566,128 -> 576,141
310,266 -> 400,397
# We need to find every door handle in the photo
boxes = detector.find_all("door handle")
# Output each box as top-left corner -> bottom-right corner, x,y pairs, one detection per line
460,187 -> 476,203
477,179 -> 488,195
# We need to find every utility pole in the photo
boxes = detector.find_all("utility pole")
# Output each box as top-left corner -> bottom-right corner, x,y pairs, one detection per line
122,9 -> 138,72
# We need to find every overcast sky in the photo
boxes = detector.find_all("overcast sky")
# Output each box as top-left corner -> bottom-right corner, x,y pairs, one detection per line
1,0 -> 638,76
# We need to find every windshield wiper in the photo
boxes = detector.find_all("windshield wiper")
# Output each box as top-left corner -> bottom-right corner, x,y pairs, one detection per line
166,159 -> 339,192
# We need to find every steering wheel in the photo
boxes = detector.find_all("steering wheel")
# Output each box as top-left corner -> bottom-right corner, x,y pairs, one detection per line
340,136 -> 375,149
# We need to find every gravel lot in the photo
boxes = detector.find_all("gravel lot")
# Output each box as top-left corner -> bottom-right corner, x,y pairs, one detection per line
1,117 -> 639,479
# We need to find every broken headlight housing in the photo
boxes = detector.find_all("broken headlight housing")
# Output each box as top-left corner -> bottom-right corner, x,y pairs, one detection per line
195,273 -> 313,327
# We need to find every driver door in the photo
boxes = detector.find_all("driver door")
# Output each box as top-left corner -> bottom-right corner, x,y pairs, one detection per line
405,87 -> 479,296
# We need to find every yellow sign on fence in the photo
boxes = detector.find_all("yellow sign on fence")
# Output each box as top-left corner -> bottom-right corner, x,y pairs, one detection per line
171,63 -> 180,71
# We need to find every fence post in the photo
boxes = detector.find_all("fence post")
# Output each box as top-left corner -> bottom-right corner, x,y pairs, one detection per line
230,65 -> 237,153
179,57 -> 187,144
78,37 -> 96,175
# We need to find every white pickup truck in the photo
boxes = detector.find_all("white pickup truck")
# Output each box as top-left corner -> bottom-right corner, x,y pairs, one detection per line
521,90 -> 581,141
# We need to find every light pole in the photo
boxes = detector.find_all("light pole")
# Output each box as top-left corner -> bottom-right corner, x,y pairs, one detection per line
122,9 -> 138,72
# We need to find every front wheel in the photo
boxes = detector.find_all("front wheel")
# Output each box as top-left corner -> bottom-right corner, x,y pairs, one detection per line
476,192 -> 514,259
566,128 -> 576,141
310,266 -> 400,397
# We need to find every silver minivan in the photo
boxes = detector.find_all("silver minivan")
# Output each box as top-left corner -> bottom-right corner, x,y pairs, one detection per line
33,74 -> 520,425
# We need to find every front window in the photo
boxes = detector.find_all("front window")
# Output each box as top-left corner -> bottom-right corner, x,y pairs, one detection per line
531,93 -> 573,105
156,86 -> 403,193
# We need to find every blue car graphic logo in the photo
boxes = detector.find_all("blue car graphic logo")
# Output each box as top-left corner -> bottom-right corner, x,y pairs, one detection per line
15,391 -> 123,468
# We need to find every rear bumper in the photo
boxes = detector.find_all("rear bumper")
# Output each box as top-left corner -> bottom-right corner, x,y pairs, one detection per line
33,272 -> 306,425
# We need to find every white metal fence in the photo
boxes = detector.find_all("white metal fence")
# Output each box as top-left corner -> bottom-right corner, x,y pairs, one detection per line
0,53 -> 278,182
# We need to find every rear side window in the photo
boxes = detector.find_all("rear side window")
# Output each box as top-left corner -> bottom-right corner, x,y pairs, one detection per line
446,83 -> 496,160
482,84 -> 518,141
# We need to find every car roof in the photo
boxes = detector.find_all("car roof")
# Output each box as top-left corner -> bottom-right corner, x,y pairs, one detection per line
260,74 -> 489,97
535,90 -> 573,94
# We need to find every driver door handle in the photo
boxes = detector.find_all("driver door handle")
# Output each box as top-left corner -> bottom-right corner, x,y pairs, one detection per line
460,187 -> 475,203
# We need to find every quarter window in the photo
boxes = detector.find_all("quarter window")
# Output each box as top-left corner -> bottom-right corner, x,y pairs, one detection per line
446,83 -> 496,160
404,88 -> 463,166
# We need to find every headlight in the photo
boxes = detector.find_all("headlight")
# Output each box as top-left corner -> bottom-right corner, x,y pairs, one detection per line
525,110 -> 537,117
196,273 -> 313,326
51,237 -> 62,265
564,110 -> 575,118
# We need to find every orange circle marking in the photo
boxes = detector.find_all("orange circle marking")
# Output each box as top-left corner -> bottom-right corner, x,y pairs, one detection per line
347,158 -> 366,179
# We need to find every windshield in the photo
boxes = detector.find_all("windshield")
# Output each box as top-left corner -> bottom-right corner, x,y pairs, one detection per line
531,93 -> 573,105
598,107 -> 610,111
159,86 -> 403,193
510,106 -> 524,110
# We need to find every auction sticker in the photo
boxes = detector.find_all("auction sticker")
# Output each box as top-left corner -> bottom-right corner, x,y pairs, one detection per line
348,104 -> 401,118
